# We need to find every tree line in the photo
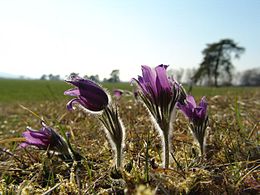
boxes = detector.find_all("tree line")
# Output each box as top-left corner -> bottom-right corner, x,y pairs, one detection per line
40,38 -> 259,86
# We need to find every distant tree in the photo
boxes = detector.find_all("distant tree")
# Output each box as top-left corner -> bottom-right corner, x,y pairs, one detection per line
48,74 -> 60,80
48,74 -> 54,80
240,68 -> 260,86
91,75 -> 100,83
84,74 -> 100,83
40,74 -> 47,80
108,69 -> 120,82
193,39 -> 245,86
53,75 -> 60,80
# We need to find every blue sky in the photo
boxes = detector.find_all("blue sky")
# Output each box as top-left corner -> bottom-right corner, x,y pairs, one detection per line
0,0 -> 259,81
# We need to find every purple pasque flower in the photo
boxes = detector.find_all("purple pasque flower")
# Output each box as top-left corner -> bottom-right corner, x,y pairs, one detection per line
133,65 -> 181,123
20,121 -> 71,159
132,64 -> 181,168
177,95 -> 208,155
20,127 -> 52,149
113,89 -> 123,99
177,95 -> 207,126
133,64 -> 173,105
64,75 -> 109,112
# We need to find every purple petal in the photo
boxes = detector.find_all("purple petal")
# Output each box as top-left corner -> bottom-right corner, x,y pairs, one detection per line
155,65 -> 171,92
186,95 -> 197,108
194,107 -> 204,119
19,142 -> 29,148
135,76 -> 148,95
78,90 -> 108,110
64,88 -> 80,96
177,102 -> 193,119
141,65 -> 158,97
199,96 -> 207,110
198,96 -> 207,118
26,130 -> 48,140
75,80 -> 108,109
65,76 -> 109,112
158,64 -> 169,70
79,96 -> 107,111
113,89 -> 123,98
66,77 -> 102,91
22,130 -> 47,147
66,98 -> 83,110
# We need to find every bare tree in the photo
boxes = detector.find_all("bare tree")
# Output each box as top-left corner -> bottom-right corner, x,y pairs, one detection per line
193,39 -> 245,86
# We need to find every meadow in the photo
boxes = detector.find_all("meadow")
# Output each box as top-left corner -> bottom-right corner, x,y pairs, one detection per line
0,79 -> 259,194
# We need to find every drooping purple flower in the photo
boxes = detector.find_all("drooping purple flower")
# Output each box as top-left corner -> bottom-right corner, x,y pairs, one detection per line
113,89 -> 124,99
177,95 -> 207,126
20,121 -> 71,159
64,76 -> 109,112
20,127 -> 52,149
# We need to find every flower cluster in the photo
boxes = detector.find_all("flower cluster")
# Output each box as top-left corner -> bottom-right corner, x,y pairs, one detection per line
20,64 -> 209,171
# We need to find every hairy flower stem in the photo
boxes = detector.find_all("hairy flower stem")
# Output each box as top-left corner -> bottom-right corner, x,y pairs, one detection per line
159,114 -> 172,169
99,105 -> 125,169
198,139 -> 206,157
159,115 -> 173,169
163,132 -> 170,169
116,145 -> 122,169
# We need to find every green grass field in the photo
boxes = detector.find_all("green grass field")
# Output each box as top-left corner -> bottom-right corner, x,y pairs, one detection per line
0,79 -> 259,194
0,79 -> 258,103
0,79 -> 132,103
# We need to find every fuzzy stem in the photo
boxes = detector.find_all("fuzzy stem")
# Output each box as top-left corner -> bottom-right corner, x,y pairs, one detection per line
199,140 -> 204,156
115,145 -> 122,169
197,127 -> 205,156
163,131 -> 170,169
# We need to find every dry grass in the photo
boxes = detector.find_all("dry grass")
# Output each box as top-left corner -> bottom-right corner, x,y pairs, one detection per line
0,87 -> 259,194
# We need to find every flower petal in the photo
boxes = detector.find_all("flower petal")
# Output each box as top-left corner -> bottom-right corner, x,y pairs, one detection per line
186,95 -> 197,108
132,76 -> 148,95
65,76 -> 109,111
155,65 -> 171,92
141,65 -> 158,97
177,102 -> 193,119
199,96 -> 207,110
66,98 -> 83,111
66,77 -> 103,91
198,96 -> 207,118
194,107 -> 204,119
22,130 -> 47,148
113,89 -> 123,99
79,96 -> 106,111
64,88 -> 80,96
19,142 -> 29,148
